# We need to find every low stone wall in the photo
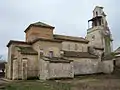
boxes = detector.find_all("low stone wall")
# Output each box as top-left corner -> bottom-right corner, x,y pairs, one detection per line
48,62 -> 74,79
114,57 -> 120,68
70,58 -> 114,75
40,60 -> 74,80
73,58 -> 101,75
101,60 -> 114,74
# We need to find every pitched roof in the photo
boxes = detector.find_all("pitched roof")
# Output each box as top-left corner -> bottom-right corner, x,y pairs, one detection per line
32,22 -> 54,27
54,34 -> 89,43
16,46 -> 38,55
114,47 -> 120,54
7,37 -> 62,47
24,21 -> 55,32
43,56 -> 73,63
7,40 -> 30,47
63,51 -> 98,59
31,37 -> 62,44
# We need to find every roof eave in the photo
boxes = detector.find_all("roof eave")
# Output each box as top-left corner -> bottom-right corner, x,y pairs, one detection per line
24,24 -> 55,33
7,40 -> 30,47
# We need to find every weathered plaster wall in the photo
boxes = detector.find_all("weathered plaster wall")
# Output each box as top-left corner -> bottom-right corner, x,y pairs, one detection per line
71,58 -> 101,75
6,43 -> 31,79
101,60 -> 114,73
86,26 -> 104,48
32,40 -> 61,57
12,50 -> 38,80
67,57 -> 113,75
62,41 -> 88,52
48,62 -> 74,79
12,59 -> 18,80
23,55 -> 38,78
26,26 -> 53,42
115,58 -> 120,67
39,59 -> 74,80
39,60 -> 49,80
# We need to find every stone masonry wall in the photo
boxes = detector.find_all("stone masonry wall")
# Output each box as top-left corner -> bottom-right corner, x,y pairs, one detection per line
48,62 -> 74,79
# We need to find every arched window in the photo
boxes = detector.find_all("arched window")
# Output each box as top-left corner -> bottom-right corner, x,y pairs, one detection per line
49,51 -> 54,58
96,11 -> 98,16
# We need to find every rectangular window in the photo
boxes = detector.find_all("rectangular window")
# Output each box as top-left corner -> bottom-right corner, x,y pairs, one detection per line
49,51 -> 54,58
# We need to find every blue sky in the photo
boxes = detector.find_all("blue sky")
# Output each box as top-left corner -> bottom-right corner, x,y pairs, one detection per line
0,0 -> 119,59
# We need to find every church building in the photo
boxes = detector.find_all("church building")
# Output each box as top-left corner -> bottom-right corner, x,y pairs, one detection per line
6,6 -> 114,80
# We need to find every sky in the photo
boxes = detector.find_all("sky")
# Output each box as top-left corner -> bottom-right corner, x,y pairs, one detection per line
0,0 -> 119,60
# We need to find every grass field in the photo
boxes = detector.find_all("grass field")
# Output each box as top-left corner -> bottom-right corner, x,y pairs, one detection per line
0,80 -> 71,90
1,74 -> 120,90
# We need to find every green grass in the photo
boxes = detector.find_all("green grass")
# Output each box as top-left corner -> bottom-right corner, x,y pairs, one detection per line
1,74 -> 120,90
2,80 -> 71,90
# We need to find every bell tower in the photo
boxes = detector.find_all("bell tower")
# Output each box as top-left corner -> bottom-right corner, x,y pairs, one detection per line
86,6 -> 113,54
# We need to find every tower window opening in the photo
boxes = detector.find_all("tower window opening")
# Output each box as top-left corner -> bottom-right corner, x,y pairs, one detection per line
94,21 -> 97,26
96,11 -> 98,16
98,19 -> 101,26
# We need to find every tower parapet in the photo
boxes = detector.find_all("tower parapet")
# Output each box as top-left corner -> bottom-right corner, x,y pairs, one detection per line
86,6 -> 113,54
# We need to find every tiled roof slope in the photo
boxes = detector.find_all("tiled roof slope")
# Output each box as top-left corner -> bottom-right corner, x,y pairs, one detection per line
54,34 -> 89,43
24,21 -> 55,32
64,51 -> 98,58
114,47 -> 120,54
32,22 -> 54,28
43,56 -> 73,63
16,46 -> 38,55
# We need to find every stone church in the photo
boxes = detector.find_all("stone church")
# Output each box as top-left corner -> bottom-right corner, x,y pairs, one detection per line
6,6 -> 114,80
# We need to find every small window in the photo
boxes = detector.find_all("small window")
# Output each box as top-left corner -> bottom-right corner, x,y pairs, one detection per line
49,51 -> 54,58
94,21 -> 97,26
40,49 -> 43,58
40,52 -> 43,58
92,35 -> 95,40
75,44 -> 78,50
96,11 -> 98,16
98,19 -> 101,25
